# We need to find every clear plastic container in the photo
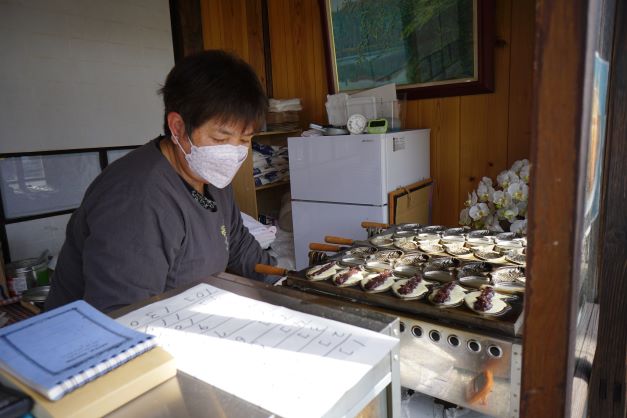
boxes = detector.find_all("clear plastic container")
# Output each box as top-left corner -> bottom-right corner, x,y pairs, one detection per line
375,98 -> 405,131
327,94 -> 406,130
346,96 -> 377,120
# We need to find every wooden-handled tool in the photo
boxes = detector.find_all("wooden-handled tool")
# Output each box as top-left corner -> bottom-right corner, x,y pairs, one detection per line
361,221 -> 389,229
324,236 -> 354,245
309,243 -> 345,252
254,263 -> 289,276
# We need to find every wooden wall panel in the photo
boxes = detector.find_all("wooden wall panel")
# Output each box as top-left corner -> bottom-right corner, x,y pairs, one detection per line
200,0 -> 534,228
200,0 -> 267,91
417,98 -> 461,226
201,1 -> 224,48
404,100 -> 420,131
458,94 -> 489,211
459,0 -> 512,213
267,0 -> 328,127
244,0 -> 267,90
507,0 -> 535,164
481,0 -> 512,179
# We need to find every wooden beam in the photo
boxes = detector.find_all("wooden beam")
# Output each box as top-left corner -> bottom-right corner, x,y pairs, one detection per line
589,0 -> 627,414
520,0 -> 588,416
169,0 -> 204,61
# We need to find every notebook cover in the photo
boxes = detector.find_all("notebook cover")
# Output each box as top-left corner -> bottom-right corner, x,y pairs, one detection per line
0,347 -> 176,418
0,300 -> 156,400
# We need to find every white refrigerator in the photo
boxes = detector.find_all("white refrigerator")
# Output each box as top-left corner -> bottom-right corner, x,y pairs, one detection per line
288,129 -> 430,269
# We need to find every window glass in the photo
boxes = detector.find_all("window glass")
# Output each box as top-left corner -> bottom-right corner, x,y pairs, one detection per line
107,148 -> 133,164
6,214 -> 72,260
0,152 -> 101,219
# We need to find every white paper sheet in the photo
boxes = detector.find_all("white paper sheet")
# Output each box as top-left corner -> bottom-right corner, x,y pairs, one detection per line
117,283 -> 397,418
349,83 -> 397,102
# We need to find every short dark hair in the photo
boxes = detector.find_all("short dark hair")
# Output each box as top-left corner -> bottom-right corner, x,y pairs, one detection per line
159,50 -> 267,136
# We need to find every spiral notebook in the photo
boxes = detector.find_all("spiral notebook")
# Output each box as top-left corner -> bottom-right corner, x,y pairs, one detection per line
0,300 -> 156,401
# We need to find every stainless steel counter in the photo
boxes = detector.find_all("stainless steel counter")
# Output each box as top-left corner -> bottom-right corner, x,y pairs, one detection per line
108,273 -> 401,418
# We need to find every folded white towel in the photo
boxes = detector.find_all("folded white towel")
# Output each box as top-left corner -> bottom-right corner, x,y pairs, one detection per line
241,212 -> 277,249
269,98 -> 302,112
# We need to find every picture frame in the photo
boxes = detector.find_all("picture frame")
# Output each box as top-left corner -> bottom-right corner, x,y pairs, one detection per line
320,0 -> 495,99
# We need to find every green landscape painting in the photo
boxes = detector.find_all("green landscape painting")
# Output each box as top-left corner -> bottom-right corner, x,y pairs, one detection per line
329,0 -> 476,91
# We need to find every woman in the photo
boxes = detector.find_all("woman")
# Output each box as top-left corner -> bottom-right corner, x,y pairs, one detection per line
45,50 -> 277,312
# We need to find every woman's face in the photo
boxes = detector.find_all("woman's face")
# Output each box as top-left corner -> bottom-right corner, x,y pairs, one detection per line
185,118 -> 253,149
166,113 -> 255,186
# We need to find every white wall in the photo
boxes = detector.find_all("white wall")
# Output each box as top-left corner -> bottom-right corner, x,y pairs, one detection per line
0,0 -> 175,261
0,0 -> 174,153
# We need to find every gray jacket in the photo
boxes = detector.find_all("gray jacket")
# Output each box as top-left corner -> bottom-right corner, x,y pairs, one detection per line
45,138 -> 275,312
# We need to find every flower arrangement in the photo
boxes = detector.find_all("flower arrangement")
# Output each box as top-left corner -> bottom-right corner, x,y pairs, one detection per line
459,159 -> 530,235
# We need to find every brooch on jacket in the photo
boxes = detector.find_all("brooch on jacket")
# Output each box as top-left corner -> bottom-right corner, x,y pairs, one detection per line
191,190 -> 217,212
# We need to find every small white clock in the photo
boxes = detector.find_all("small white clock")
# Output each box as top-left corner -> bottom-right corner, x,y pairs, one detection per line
347,114 -> 367,135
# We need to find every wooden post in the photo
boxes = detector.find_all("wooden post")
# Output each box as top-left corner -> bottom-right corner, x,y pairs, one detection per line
520,0 -> 588,416
588,0 -> 627,414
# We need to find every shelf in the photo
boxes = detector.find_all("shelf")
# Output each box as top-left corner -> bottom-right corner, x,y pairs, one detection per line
255,179 -> 290,191
234,129 -> 298,219
253,129 -> 301,137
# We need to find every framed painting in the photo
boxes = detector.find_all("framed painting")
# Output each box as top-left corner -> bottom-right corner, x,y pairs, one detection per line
320,0 -> 495,99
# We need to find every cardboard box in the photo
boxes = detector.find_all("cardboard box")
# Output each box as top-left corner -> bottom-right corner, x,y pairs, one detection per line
388,179 -> 433,225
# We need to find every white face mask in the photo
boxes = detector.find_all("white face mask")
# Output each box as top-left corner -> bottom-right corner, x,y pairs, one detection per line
174,134 -> 248,189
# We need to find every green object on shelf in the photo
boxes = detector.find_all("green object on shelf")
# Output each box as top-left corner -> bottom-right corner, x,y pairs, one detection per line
366,118 -> 388,134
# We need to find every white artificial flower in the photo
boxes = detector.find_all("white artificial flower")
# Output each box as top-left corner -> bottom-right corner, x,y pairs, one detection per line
508,171 -> 520,186
479,202 -> 491,217
520,164 -> 530,183
497,170 -> 520,189
459,208 -> 472,226
483,213 -> 494,229
496,170 -> 509,188
469,203 -> 490,221
477,181 -> 494,202
465,191 -> 479,207
508,182 -> 529,202
472,216 -> 488,229
511,159 -> 530,174
459,158 -> 530,235
511,160 -> 525,174
469,204 -> 482,221
485,214 -> 504,232
510,219 -> 527,235
498,205 -> 520,222
481,176 -> 493,188
476,203 -> 491,219
516,201 -> 528,217
492,190 -> 513,209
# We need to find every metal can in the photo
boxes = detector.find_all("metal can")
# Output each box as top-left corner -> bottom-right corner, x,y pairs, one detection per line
6,258 -> 49,297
